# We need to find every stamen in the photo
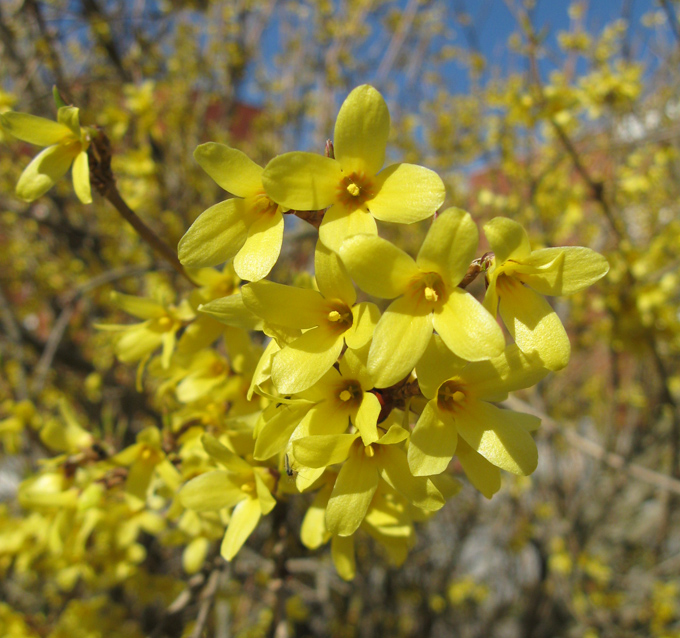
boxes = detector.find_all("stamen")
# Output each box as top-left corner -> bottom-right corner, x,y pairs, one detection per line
424,286 -> 439,302
347,182 -> 361,197
339,390 -> 352,402
364,445 -> 375,458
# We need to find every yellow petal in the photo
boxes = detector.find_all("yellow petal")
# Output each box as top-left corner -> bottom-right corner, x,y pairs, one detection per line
180,471 -> 246,512
57,106 -> 81,136
368,296 -> 433,388
456,438 -> 501,499
331,534 -> 356,580
16,143 -> 78,202
461,344 -> 549,400
178,198 -> 251,268
319,205 -> 377,253
198,293 -> 262,331
415,334 -> 467,400
416,208 -> 477,285
368,163 -> 445,224
354,391 -> 381,445
334,84 -> 389,176
407,400 -> 457,476
483,217 -> 532,263
345,301 -> 380,350
1,111 -> 74,145
183,537 -> 210,574
71,150 -> 92,203
455,400 -> 538,476
301,484 -> 333,549
202,434 -> 253,472
126,458 -> 155,501
315,240 -> 356,306
293,433 -> 358,468
497,277 -> 570,371
271,328 -> 345,394
253,403 -> 310,461
519,247 -> 609,296
254,470 -> 277,514
340,234 -> 419,299
381,445 -> 446,510
194,142 -> 263,196
262,152 -> 342,210
234,210 -> 284,282
326,447 -> 379,536
433,288 -> 505,361
110,291 -> 165,319
221,497 -> 261,560
241,280 -> 326,329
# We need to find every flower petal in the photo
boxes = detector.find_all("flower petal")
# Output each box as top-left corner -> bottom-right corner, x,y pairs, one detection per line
72,150 -> 92,204
484,217 -> 532,263
326,447 -> 379,536
319,205 -> 377,253
241,280 -> 326,329
334,84 -> 389,176
433,288 -> 505,361
415,334 -> 467,399
497,277 -> 570,371
198,293 -> 262,331
271,328 -> 345,394
253,403 -> 311,461
262,152 -> 342,210
234,210 -> 284,282
301,483 -> 333,549
345,301 -> 379,350
518,247 -> 609,296
110,291 -> 165,319
416,208 -> 477,285
381,445 -> 446,510
194,143 -> 263,197
354,391 -> 381,445
57,106 -> 81,136
340,234 -> 419,299
178,198 -> 250,268
456,438 -> 501,499
16,143 -> 78,202
180,470 -> 245,511
221,497 -> 261,560
1,111 -> 73,145
315,240 -> 356,305
455,400 -> 538,476
368,163 -> 445,224
407,400 -> 457,476
293,433 -> 358,468
331,534 -> 356,580
368,296 -> 433,388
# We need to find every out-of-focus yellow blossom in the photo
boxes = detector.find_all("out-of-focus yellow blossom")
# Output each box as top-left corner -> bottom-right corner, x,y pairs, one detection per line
408,335 -> 547,497
0,400 -> 40,453
483,217 -> 609,370
262,84 -> 445,252
180,434 -> 276,560
341,207 -> 505,387
0,106 -> 92,203
178,143 -> 286,281
242,241 -> 379,393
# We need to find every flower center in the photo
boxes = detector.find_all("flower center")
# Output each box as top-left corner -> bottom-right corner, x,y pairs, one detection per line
210,360 -> 227,376
409,272 -> 446,309
252,191 -> 278,216
337,171 -> 374,211
157,316 -> 174,331
437,380 -> 467,414
325,302 -> 353,333
336,381 -> 362,409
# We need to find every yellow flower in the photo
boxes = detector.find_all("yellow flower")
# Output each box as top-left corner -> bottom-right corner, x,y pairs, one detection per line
483,217 -> 609,370
340,207 -> 505,388
178,143 -> 285,282
0,106 -> 92,203
242,241 -> 379,394
262,85 -> 445,251
409,335 -> 548,497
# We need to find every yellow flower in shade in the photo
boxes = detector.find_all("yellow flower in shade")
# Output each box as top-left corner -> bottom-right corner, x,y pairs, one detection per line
340,207 -> 505,388
178,143 -> 285,282
242,241 -> 379,394
292,422 -> 447,537
262,85 -> 445,252
408,335 -> 548,497
0,106 -> 92,203
98,291 -> 195,370
483,217 -> 609,371
180,434 -> 276,561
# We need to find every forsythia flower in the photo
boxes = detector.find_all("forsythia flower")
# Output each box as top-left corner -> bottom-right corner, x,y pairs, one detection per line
262,85 -> 446,251
409,336 -> 548,497
242,242 -> 379,393
340,207 -> 505,388
483,217 -> 609,370
0,106 -> 92,203
178,143 -> 285,281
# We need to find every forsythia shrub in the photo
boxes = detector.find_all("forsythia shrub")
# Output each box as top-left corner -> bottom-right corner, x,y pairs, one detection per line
0,84 -> 609,586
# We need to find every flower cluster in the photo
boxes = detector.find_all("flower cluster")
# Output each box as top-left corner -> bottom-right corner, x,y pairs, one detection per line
1,85 -> 608,580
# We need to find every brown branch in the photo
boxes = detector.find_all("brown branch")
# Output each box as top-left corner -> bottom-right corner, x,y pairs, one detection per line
87,129 -> 195,285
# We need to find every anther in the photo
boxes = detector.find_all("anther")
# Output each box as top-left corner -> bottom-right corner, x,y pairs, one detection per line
339,390 -> 352,402
346,182 -> 361,197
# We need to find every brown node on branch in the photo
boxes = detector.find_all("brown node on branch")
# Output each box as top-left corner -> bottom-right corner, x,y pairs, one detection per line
372,377 -> 423,424
287,209 -> 326,229
459,251 -> 494,289
87,128 -> 115,196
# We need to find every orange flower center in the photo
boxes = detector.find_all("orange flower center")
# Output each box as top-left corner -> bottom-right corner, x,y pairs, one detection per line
437,380 -> 467,414
337,171 -> 374,212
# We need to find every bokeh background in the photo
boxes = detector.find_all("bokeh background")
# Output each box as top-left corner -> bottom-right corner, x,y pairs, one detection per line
1,1 -> 680,636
